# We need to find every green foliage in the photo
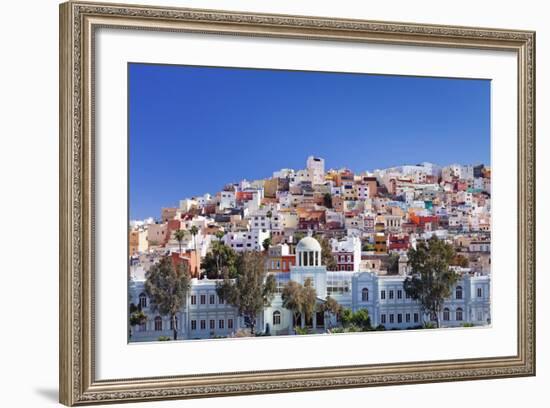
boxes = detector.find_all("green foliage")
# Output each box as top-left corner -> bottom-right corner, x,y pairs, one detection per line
174,229 -> 186,253
144,256 -> 191,340
314,234 -> 337,270
322,296 -> 342,316
201,240 -> 238,279
362,243 -> 375,252
129,302 -> 138,314
422,322 -> 436,329
374,324 -> 386,331
129,310 -> 147,327
262,237 -> 272,252
323,193 -> 333,209
461,322 -> 475,327
403,237 -> 458,328
452,254 -> 470,267
281,278 -> 318,328
294,326 -> 310,335
157,336 -> 171,341
216,251 -> 276,334
293,232 -> 306,244
340,308 -> 371,331
387,252 -> 400,274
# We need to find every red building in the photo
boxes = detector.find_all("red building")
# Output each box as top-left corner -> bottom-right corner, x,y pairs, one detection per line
388,235 -> 410,251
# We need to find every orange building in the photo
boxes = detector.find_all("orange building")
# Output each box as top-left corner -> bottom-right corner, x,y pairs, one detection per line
171,250 -> 200,278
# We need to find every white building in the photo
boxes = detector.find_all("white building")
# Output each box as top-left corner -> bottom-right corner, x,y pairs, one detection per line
219,190 -> 236,210
306,156 -> 325,185
130,236 -> 491,341
223,229 -> 270,252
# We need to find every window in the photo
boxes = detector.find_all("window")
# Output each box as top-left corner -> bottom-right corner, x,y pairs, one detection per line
210,319 -> 215,330
389,314 -> 394,323
456,308 -> 463,321
219,297 -> 224,305
389,290 -> 394,300
139,293 -> 147,308
381,290 -> 386,300
456,286 -> 463,300
200,294 -> 206,304
443,308 -> 450,321
414,313 -> 419,323
397,290 -> 402,299
191,320 -> 197,330
405,313 -> 411,323
200,320 -> 206,330
191,295 -> 196,305
381,314 -> 386,324
209,294 -> 215,304
397,314 -> 402,323
405,292 -> 411,299
273,311 -> 281,325
219,319 -> 224,329
477,287 -> 483,298
361,288 -> 369,302
154,316 -> 162,331
228,319 -> 234,329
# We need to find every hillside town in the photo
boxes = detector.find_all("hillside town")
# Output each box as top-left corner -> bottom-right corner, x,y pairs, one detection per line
129,156 -> 491,341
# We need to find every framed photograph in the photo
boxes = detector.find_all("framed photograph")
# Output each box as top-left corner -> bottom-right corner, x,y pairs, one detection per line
59,1 -> 536,405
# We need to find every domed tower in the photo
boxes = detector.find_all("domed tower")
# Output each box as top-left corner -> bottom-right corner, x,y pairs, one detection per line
295,236 -> 322,267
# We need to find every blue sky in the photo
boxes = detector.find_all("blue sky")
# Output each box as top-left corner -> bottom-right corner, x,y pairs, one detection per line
129,63 -> 490,220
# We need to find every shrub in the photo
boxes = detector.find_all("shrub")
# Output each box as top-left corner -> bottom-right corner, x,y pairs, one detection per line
461,322 -> 475,327
157,336 -> 171,341
294,326 -> 309,335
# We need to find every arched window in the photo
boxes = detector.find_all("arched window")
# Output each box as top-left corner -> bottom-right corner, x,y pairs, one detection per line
139,293 -> 147,308
456,308 -> 463,321
362,288 -> 369,302
154,316 -> 163,331
455,286 -> 463,300
273,311 -> 281,325
443,308 -> 450,321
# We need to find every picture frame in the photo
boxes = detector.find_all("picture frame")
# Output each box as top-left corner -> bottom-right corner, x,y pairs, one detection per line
59,1 -> 536,405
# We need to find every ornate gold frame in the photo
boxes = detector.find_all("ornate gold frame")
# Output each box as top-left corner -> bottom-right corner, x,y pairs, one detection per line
59,1 -> 536,405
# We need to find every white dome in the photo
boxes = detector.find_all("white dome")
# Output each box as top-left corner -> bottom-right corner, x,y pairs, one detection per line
296,236 -> 321,252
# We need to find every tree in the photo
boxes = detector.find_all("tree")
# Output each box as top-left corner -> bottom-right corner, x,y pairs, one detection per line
403,236 -> 458,328
201,240 -> 238,279
351,309 -> 371,330
323,193 -> 332,209
452,254 -> 469,267
174,229 -> 186,253
387,252 -> 400,274
189,225 -> 199,277
262,237 -> 272,252
315,234 -> 337,270
322,295 -> 342,328
281,280 -> 304,328
214,230 -> 225,241
281,278 -> 318,329
340,308 -> 371,331
128,302 -> 147,338
216,251 -> 276,334
144,256 -> 191,340
301,278 -> 318,326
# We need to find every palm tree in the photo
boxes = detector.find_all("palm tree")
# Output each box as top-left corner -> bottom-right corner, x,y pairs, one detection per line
215,230 -> 225,242
190,225 -> 199,277
174,229 -> 186,254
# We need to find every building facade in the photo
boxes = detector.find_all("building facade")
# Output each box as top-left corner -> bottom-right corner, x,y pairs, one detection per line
130,236 -> 491,341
